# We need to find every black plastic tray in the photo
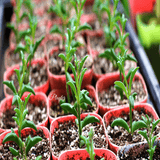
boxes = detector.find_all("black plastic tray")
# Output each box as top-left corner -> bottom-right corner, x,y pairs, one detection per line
1,0 -> 160,116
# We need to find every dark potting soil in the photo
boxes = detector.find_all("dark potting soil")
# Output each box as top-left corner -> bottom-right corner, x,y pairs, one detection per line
0,101 -> 47,129
49,96 -> 97,118
0,129 -> 50,160
98,79 -> 146,107
52,122 -> 107,157
106,109 -> 160,146
6,62 -> 48,95
49,47 -> 93,75
118,144 -> 160,160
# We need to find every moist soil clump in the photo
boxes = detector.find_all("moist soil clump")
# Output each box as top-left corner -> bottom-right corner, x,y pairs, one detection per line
0,102 -> 47,129
106,110 -> 160,146
98,79 -> 146,107
49,47 -> 93,75
6,62 -> 48,95
49,96 -> 97,118
52,121 -> 107,157
0,129 -> 50,160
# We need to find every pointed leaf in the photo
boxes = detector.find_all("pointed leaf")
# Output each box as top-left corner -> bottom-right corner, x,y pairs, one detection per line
114,84 -> 124,100
50,25 -> 62,35
78,23 -> 92,32
58,53 -> 66,62
9,147 -> 19,156
79,68 -> 87,88
129,95 -> 134,109
79,55 -> 88,73
138,130 -> 148,142
81,115 -> 100,129
3,81 -> 17,94
111,118 -> 130,133
114,81 -> 128,97
20,84 -> 35,97
67,81 -> 77,96
21,120 -> 37,131
132,120 -> 148,133
152,119 -> 160,133
35,156 -> 42,160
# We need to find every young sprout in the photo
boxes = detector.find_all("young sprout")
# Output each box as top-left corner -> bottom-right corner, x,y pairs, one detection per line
3,51 -> 42,160
49,0 -> 72,45
92,0 -> 109,28
7,0 -> 30,45
81,128 -> 104,160
60,54 -> 99,147
138,115 -> 160,160
15,15 -> 44,84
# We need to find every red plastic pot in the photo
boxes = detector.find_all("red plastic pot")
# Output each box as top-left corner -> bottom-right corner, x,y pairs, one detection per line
4,58 -> 49,98
103,103 -> 159,154
47,46 -> 93,90
96,72 -> 148,116
58,149 -> 117,160
50,113 -> 108,160
0,126 -> 51,160
48,85 -> 99,124
0,92 -> 49,130
129,0 -> 156,27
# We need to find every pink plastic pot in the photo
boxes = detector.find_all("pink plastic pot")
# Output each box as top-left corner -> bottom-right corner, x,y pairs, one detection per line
0,126 -> 51,160
96,72 -> 148,116
129,0 -> 156,27
0,92 -> 49,130
4,58 -> 49,98
50,113 -> 108,160
47,46 -> 93,90
103,103 -> 159,154
48,85 -> 99,124
58,149 -> 117,160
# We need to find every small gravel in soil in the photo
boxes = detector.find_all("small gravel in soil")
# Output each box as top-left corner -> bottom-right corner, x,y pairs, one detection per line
0,102 -> 47,129
98,79 -> 146,107
6,62 -> 48,95
49,47 -> 93,75
106,110 -> 160,146
52,121 -> 107,157
50,96 -> 97,118
0,129 -> 50,160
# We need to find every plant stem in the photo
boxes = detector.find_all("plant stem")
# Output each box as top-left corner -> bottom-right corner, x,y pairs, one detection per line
156,0 -> 160,22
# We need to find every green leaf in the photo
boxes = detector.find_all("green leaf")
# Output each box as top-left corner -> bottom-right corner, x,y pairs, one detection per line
3,132 -> 20,147
152,119 -> 160,133
111,118 -> 130,133
33,36 -> 45,54
78,23 -> 92,32
125,54 -> 137,63
50,25 -> 62,35
9,147 -> 19,156
114,84 -> 124,100
79,55 -> 88,73
24,93 -> 32,107
80,103 -> 88,110
20,83 -> 35,97
22,109 -> 29,121
6,23 -> 16,33
129,95 -> 134,109
58,53 -> 66,62
80,90 -> 92,106
122,33 -> 129,45
3,81 -> 17,94
79,68 -> 87,88
12,94 -> 19,105
14,69 -> 20,83
21,120 -> 37,131
19,29 -> 31,40
129,67 -> 139,94
26,135 -> 42,155
68,62 -> 76,79
151,136 -> 157,147
67,81 -> 77,96
81,0 -> 87,10
138,130 -> 148,142
14,43 -> 26,53
81,115 -> 100,129
132,120 -> 148,133
60,103 -> 78,117
114,81 -> 128,97
35,156 -> 42,160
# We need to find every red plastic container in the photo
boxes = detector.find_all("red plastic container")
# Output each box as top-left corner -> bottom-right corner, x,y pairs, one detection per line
96,72 -> 148,116
0,92 -> 49,131
103,103 -> 159,154
3,58 -> 49,98
48,85 -> 99,124
47,46 -> 93,90
50,113 -> 108,160
58,149 -> 117,160
0,126 -> 51,160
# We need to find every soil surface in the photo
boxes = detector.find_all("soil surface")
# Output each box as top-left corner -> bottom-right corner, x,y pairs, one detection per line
0,101 -> 47,129
0,129 -> 50,160
118,143 -> 160,160
52,121 -> 107,157
49,96 -> 97,118
6,62 -> 48,95
106,110 -> 160,146
49,47 -> 93,75
98,79 -> 146,107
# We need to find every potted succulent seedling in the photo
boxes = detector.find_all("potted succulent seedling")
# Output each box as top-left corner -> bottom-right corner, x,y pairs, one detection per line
58,128 -> 117,160
117,115 -> 160,160
136,0 -> 160,48
50,50 -> 107,159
